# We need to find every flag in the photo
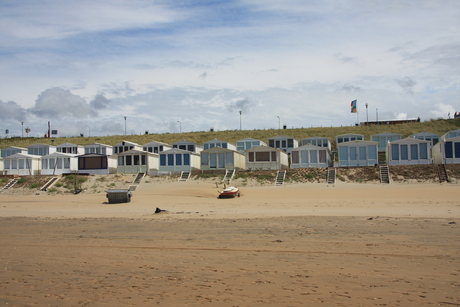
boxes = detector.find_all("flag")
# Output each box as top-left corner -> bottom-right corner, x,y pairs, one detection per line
350,100 -> 357,113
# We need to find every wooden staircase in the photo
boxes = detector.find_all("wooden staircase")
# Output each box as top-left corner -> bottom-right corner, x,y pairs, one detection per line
327,168 -> 336,185
179,171 -> 190,181
274,170 -> 286,186
0,178 -> 19,193
379,165 -> 390,184
133,172 -> 145,184
437,164 -> 450,183
222,169 -> 235,184
40,176 -> 59,191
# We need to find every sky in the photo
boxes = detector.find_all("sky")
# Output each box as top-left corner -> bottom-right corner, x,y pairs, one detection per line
0,0 -> 459,138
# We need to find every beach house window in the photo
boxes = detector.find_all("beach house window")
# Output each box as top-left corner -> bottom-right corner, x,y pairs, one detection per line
368,145 -> 377,160
249,152 -> 254,162
118,156 -> 124,166
310,150 -> 318,163
210,153 -> 217,168
269,140 -> 275,147
218,153 -> 225,168
176,154 -> 182,166
301,150 -> 308,163
183,154 -> 190,165
338,137 -> 344,143
4,160 -> 10,169
319,150 -> 326,163
350,147 -> 357,161
256,152 -> 270,161
124,155 -> 131,166
56,158 -> 63,169
133,155 -> 140,165
42,159 -> 48,169
167,154 -> 174,166
63,158 -> 70,169
359,147 -> 366,160
420,143 -> 428,159
291,151 -> 299,164
411,144 -> 419,160
19,159 -> 24,169
287,139 -> 293,148
455,142 -> 460,158
201,153 -> 208,165
12,160 -> 17,169
160,155 -> 166,166
226,152 -> 234,164
236,142 -> 244,151
141,155 -> 146,165
271,151 -> 277,161
400,145 -> 408,160
187,145 -> 195,152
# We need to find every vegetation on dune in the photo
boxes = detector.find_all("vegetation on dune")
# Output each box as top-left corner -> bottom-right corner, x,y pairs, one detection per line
1,119 -> 459,151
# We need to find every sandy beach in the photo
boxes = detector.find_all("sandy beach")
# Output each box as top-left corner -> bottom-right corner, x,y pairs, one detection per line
0,181 -> 459,306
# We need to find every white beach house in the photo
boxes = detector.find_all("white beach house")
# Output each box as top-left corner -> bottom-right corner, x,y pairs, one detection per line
27,143 -> 56,156
371,132 -> 402,152
143,140 -> 171,154
84,143 -> 114,155
236,138 -> 267,152
172,140 -> 203,153
300,137 -> 331,151
56,142 -> 84,155
116,149 -> 159,174
245,146 -> 289,170
159,148 -> 201,173
337,140 -> 378,167
1,146 -> 27,158
386,138 -> 431,165
77,153 -> 117,175
409,132 -> 440,147
290,144 -> 332,168
113,140 -> 142,154
41,152 -> 78,175
268,135 -> 298,153
200,147 -> 245,171
3,153 -> 42,175
432,136 -> 460,164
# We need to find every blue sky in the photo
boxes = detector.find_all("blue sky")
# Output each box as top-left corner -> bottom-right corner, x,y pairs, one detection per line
0,0 -> 459,138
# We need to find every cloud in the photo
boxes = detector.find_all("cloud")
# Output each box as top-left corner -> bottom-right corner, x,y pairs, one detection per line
199,72 -> 207,79
0,100 -> 28,121
226,97 -> 254,113
339,84 -> 362,93
397,77 -> 416,94
90,94 -> 110,110
29,87 -> 97,118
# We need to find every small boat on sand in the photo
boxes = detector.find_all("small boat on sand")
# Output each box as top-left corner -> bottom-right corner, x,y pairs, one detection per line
218,186 -> 240,199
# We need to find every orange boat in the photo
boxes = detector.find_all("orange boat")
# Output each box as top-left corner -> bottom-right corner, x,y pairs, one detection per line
218,186 -> 240,199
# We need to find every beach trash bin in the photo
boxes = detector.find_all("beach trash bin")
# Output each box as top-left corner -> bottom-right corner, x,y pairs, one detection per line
106,189 -> 132,204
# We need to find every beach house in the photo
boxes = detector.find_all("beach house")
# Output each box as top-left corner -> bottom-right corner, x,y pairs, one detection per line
337,140 -> 378,167
236,138 -> 267,152
200,147 -> 245,171
386,138 -> 431,165
41,152 -> 78,175
371,132 -> 402,152
159,148 -> 201,174
116,149 -> 159,174
268,135 -> 298,153
245,146 -> 289,170
290,144 -> 332,168
432,135 -> 460,164
3,153 -> 42,175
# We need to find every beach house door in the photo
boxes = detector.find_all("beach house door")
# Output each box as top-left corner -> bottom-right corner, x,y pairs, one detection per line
357,146 -> 368,166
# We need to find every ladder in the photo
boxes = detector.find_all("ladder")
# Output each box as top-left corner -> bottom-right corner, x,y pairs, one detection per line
40,176 -> 59,191
379,165 -> 390,184
326,167 -> 336,184
179,171 -> 190,181
437,164 -> 450,183
0,178 -> 19,193
274,170 -> 286,186
222,169 -> 235,183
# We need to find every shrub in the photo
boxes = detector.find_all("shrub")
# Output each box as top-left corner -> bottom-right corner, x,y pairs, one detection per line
30,183 -> 41,189
17,178 -> 26,183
